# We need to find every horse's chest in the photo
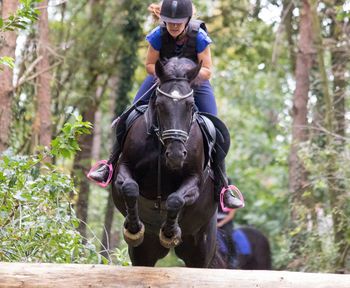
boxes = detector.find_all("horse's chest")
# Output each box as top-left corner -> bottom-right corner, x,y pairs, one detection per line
132,156 -> 186,198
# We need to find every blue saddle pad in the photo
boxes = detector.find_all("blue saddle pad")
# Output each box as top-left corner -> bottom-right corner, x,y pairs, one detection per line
233,229 -> 251,255
217,230 -> 228,254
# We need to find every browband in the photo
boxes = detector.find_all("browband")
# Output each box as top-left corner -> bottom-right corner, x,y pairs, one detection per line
156,86 -> 194,101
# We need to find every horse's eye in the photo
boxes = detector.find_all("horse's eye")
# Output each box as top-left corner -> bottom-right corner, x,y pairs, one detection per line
187,101 -> 194,109
156,102 -> 165,112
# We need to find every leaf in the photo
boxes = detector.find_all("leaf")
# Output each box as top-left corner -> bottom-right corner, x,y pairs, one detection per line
11,23 -> 26,30
0,172 -> 5,182
30,167 -> 40,180
59,148 -> 71,158
81,128 -> 91,134
9,175 -> 17,187
43,161 -> 54,170
0,57 -> 14,69
3,155 -> 9,165
62,125 -> 71,134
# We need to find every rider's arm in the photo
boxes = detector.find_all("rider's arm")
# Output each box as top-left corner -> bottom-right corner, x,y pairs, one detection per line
145,45 -> 160,75
217,209 -> 236,227
197,45 -> 212,81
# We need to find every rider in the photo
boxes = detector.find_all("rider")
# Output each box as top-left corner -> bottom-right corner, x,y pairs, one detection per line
89,0 -> 243,209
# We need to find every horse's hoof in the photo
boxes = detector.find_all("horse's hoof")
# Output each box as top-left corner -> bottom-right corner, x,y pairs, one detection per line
123,223 -> 145,247
159,227 -> 182,249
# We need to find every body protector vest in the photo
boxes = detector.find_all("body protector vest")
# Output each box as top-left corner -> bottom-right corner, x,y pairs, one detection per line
160,19 -> 208,63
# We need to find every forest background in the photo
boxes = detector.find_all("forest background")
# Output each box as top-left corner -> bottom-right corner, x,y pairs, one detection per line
0,0 -> 349,273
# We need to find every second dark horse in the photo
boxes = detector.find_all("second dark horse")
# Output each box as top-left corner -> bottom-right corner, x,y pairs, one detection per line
112,57 -> 219,267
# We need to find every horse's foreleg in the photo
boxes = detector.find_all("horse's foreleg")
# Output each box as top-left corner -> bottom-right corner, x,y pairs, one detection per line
117,163 -> 144,247
159,176 -> 200,248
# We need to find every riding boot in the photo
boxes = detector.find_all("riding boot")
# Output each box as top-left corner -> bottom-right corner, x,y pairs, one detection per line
89,140 -> 121,183
213,160 -> 243,209
89,164 -> 111,182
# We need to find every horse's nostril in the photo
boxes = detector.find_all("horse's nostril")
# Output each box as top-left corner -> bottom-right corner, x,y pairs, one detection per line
183,151 -> 187,158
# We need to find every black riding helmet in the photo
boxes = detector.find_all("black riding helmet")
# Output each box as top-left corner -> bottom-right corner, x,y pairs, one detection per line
160,0 -> 193,24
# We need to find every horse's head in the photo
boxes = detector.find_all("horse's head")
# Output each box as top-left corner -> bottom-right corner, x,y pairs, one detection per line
153,57 -> 202,171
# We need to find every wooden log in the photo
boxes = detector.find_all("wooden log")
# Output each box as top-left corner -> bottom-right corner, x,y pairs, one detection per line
0,262 -> 349,288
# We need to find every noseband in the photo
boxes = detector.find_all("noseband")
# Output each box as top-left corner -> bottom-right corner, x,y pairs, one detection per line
155,79 -> 194,145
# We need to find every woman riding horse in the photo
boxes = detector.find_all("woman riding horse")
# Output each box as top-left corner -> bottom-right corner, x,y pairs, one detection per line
90,0 -> 243,209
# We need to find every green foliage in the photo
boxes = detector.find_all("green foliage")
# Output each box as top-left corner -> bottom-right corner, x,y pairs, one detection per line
296,140 -> 350,272
0,0 -> 41,70
112,248 -> 131,266
0,116 -> 103,263
114,0 -> 151,116
209,2 -> 292,269
0,57 -> 14,69
0,155 -> 100,263
0,114 -> 130,265
50,115 -> 92,159
155,250 -> 185,267
0,0 -> 40,33
336,4 -> 350,21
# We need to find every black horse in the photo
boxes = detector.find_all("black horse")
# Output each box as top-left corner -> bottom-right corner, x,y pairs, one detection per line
111,57 -> 219,267
212,226 -> 272,270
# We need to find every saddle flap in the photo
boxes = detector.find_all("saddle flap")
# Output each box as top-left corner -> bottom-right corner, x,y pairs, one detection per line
196,113 -> 216,166
116,104 -> 148,148
233,229 -> 252,255
198,112 -> 231,164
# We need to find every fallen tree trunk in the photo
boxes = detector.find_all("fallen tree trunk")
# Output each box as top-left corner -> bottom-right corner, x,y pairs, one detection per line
0,262 -> 349,288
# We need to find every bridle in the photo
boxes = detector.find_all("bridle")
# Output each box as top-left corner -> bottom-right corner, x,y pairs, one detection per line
154,78 -> 195,146
152,76 -> 195,210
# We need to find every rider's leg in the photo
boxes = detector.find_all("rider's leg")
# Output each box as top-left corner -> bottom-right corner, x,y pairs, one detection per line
193,80 -> 217,116
212,159 -> 243,209
89,75 -> 157,183
194,81 -> 242,208
88,131 -> 122,182
133,74 -> 157,103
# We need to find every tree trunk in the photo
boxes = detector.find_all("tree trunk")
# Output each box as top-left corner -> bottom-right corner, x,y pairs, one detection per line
73,106 -> 96,240
38,0 -> 52,152
283,0 -> 296,73
310,1 -> 340,271
329,0 -> 348,271
1,262 -> 350,288
288,0 -> 313,255
100,191 -> 116,260
91,86 -> 103,162
0,0 -> 18,157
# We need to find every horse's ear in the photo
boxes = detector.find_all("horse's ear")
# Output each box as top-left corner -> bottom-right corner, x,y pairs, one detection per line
155,60 -> 166,79
186,61 -> 202,83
